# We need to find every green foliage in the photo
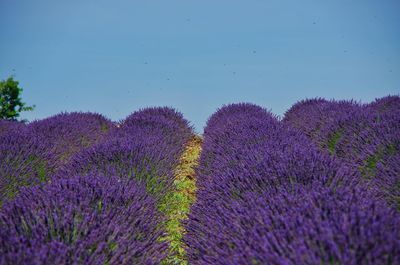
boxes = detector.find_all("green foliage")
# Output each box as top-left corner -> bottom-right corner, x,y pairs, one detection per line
0,76 -> 35,121
360,143 -> 398,180
159,137 -> 202,265
326,130 -> 342,155
0,156 -> 48,206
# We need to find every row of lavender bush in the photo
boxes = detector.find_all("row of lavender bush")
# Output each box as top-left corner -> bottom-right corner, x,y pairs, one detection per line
184,102 -> 400,264
0,107 -> 193,264
60,107 -> 193,196
284,96 -> 400,209
0,112 -> 113,204
1,97 -> 398,264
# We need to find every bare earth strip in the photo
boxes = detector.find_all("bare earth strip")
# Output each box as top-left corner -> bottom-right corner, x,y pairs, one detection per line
159,135 -> 202,265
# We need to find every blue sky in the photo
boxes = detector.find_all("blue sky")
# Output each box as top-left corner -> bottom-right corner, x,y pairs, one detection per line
1,0 -> 399,132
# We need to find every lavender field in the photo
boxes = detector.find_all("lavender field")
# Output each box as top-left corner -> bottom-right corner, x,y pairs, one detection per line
0,96 -> 399,265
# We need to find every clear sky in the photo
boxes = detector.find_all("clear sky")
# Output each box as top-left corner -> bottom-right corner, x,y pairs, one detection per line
1,0 -> 399,132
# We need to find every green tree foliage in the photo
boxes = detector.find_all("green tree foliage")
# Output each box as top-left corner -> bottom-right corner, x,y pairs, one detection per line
0,77 -> 35,121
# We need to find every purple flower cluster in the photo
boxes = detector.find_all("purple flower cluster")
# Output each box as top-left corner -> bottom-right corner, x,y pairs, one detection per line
196,103 -> 357,200
1,100 -> 398,264
0,120 -> 25,137
283,98 -> 361,144
367,95 -> 400,115
0,128 -> 54,204
284,96 -> 400,208
115,106 -> 193,152
1,112 -> 113,205
28,112 -> 114,169
122,106 -> 193,134
187,183 -> 400,264
0,107 -> 193,263
61,107 -> 193,195
185,103 -> 400,264
0,174 -> 167,265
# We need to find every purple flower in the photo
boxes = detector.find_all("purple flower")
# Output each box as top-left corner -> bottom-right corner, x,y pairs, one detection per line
185,103 -> 399,264
186,183 -> 400,264
0,129 -> 55,205
0,120 -> 25,137
0,174 -> 167,265
28,112 -> 114,169
284,96 -> 400,208
60,107 -> 193,197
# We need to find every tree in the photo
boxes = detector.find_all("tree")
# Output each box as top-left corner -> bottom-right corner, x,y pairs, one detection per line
0,76 -> 35,121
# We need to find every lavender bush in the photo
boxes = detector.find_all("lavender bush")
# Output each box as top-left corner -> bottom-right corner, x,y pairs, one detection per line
116,106 -> 193,149
61,136 -> 174,195
0,174 -> 167,265
1,100 -> 398,264
283,98 -> 361,142
195,103 -> 359,201
0,129 -> 55,205
185,103 -> 399,264
28,112 -> 113,169
284,96 -> 400,208
61,107 -> 193,196
0,119 -> 25,137
122,106 -> 194,134
186,182 -> 400,264
367,95 -> 400,115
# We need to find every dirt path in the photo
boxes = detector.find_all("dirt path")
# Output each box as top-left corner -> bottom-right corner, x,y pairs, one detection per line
159,135 -> 202,265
